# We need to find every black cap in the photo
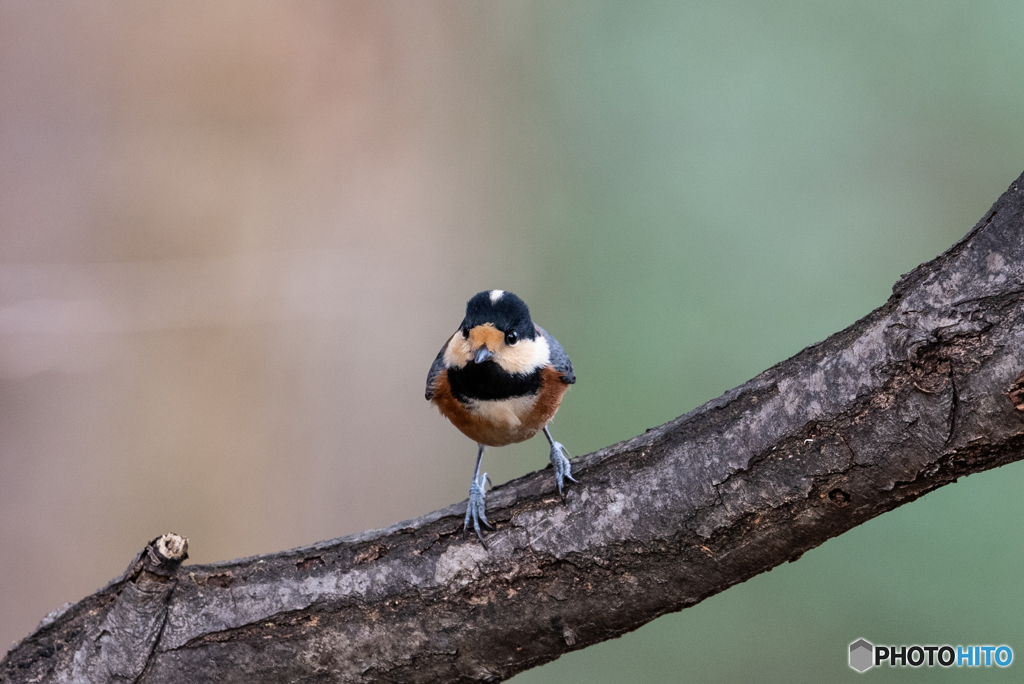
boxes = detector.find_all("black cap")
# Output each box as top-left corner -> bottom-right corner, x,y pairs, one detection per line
462,290 -> 536,340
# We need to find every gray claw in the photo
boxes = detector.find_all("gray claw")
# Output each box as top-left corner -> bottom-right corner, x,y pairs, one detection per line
463,471 -> 493,543
549,442 -> 578,495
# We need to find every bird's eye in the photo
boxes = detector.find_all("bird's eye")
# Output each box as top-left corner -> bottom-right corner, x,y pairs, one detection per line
462,326 -> 469,339
505,330 -> 518,345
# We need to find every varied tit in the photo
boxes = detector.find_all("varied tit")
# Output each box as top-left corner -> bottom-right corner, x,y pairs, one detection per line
426,290 -> 577,543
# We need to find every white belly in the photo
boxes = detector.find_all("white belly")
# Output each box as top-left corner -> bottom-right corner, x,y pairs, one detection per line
467,394 -> 538,427
464,394 -> 542,445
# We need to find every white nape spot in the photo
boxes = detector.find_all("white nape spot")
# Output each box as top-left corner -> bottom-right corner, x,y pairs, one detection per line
489,290 -> 504,304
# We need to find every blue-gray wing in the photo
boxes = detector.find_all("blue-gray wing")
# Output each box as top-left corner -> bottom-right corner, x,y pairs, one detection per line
536,325 -> 575,384
425,336 -> 451,400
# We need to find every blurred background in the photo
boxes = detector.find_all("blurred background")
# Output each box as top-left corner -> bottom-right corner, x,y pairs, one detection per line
1,1 -> 1023,681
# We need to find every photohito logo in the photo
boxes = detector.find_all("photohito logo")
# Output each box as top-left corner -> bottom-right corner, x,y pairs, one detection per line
849,639 -> 1013,672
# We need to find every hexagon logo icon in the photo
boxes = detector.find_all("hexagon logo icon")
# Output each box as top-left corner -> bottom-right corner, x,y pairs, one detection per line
849,639 -> 874,672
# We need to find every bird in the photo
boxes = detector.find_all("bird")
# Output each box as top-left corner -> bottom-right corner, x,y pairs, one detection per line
426,290 -> 576,543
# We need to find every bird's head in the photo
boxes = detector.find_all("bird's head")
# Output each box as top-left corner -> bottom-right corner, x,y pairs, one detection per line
444,290 -> 549,374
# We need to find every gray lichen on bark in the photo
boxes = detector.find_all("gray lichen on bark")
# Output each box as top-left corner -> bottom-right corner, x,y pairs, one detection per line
3,173 -> 1024,683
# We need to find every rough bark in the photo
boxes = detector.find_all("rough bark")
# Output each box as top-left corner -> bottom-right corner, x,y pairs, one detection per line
4,172 -> 1024,684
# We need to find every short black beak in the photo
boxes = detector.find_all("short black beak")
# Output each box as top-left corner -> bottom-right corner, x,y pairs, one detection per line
474,347 -> 494,364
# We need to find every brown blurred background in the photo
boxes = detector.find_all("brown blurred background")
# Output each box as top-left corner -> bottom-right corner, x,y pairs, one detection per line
4,3 -> 1024,682
0,0 -> 545,650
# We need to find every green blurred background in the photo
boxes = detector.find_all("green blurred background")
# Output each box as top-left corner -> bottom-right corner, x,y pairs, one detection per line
1,1 -> 1022,681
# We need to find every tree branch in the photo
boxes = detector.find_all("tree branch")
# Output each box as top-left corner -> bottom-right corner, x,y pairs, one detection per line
4,172 -> 1024,684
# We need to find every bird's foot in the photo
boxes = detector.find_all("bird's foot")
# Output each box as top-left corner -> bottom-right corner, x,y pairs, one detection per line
549,442 -> 578,495
463,471 -> 493,544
